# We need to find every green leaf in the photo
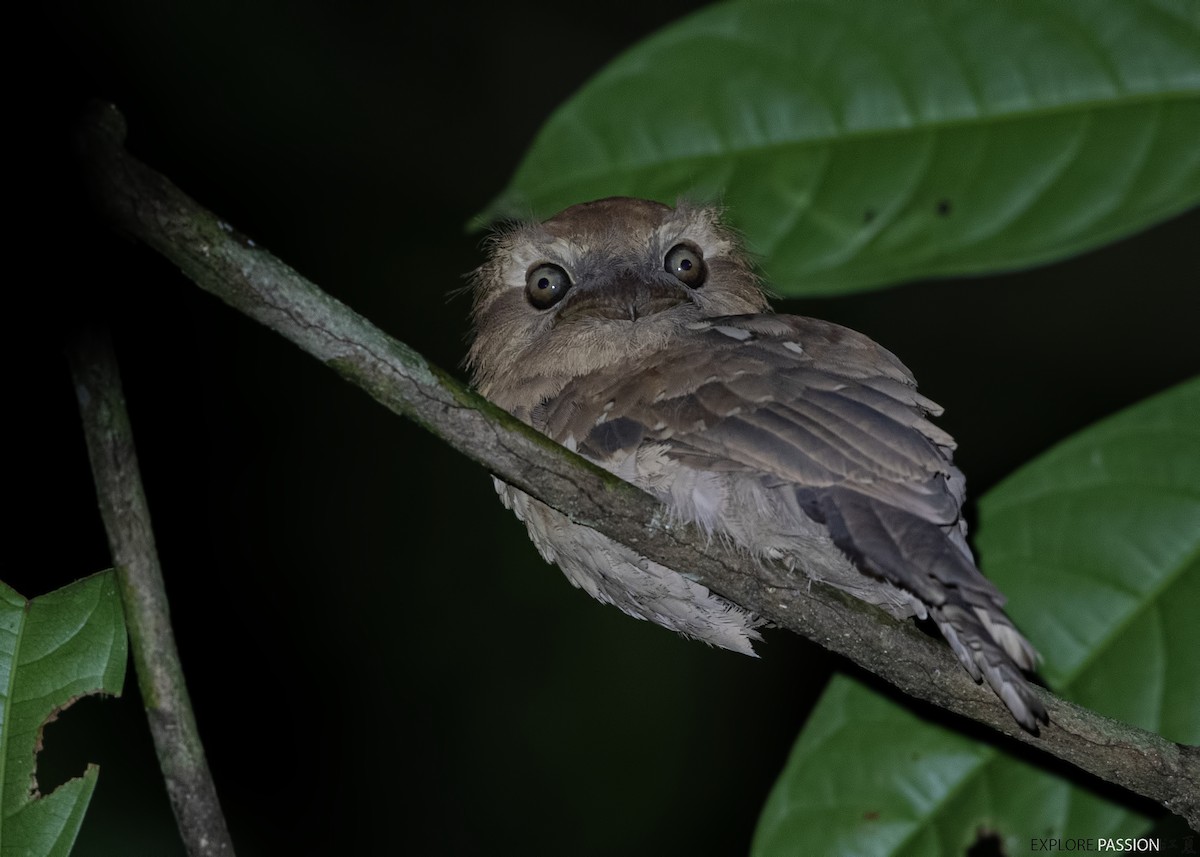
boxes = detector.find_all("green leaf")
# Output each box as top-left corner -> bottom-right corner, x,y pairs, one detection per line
1,572 -> 128,857
477,0 -> 1200,295
978,377 -> 1200,741
752,378 -> 1200,854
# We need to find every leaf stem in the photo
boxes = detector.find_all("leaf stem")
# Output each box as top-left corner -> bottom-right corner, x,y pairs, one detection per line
68,321 -> 237,857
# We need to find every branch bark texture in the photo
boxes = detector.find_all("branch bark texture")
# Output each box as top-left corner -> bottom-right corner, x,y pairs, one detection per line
68,321 -> 237,857
76,101 -> 1199,829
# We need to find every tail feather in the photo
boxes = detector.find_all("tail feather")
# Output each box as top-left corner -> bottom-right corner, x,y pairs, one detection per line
934,602 -> 1047,731
801,484 -> 1047,731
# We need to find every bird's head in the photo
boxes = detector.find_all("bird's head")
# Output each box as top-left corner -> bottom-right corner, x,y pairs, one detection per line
468,197 -> 768,405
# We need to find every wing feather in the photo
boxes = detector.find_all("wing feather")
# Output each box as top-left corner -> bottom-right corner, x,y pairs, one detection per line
536,313 -> 1046,729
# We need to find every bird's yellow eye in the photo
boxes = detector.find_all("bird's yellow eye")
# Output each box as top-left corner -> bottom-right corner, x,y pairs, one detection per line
525,263 -> 572,309
664,243 -> 706,288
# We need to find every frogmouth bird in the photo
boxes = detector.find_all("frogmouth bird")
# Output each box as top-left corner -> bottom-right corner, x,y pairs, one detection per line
468,197 -> 1046,731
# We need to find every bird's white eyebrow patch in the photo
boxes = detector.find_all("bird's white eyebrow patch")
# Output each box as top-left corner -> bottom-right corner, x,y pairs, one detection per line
714,325 -> 753,341
654,206 -> 735,255
783,341 -> 805,355
504,234 -> 580,288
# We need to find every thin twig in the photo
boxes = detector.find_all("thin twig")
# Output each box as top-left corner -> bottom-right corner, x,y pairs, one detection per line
75,100 -> 1199,829
68,321 -> 237,857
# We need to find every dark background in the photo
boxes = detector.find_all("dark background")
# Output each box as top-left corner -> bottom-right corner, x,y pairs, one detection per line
11,1 -> 1198,854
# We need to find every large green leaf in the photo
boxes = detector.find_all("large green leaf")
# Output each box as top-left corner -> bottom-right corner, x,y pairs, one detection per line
752,378 -> 1200,854
478,0 -> 1200,295
978,379 -> 1200,739
0,572 -> 128,857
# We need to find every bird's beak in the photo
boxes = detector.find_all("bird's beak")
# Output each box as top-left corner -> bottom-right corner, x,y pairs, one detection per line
554,274 -> 689,325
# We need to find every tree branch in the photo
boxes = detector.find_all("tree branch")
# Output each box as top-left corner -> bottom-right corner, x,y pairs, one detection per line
75,101 -> 1199,830
68,320 -> 237,857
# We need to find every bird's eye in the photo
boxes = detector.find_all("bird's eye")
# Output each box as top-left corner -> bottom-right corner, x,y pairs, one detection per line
525,263 -> 572,309
664,243 -> 706,288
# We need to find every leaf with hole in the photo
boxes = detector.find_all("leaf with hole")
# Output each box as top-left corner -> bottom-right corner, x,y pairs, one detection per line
0,572 -> 128,857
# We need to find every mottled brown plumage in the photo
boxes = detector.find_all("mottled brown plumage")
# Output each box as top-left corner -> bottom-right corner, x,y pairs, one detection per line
469,197 -> 1046,730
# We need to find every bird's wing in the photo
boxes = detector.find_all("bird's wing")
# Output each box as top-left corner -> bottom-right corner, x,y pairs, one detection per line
536,314 -> 969,576
540,315 -> 951,477
534,313 -> 1045,728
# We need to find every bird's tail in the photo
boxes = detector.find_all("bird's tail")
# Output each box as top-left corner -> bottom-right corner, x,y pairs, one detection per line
932,600 -> 1047,731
